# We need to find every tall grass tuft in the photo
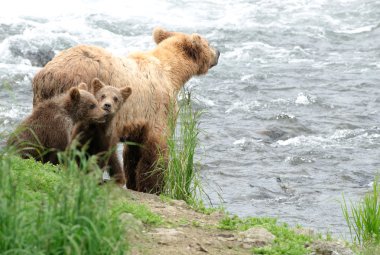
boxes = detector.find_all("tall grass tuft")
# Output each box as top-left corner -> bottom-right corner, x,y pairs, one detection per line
0,145 -> 128,254
342,177 -> 380,246
160,91 -> 206,208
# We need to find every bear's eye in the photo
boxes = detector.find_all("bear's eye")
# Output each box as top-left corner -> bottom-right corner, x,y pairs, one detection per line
113,96 -> 118,102
89,104 -> 96,110
101,94 -> 106,99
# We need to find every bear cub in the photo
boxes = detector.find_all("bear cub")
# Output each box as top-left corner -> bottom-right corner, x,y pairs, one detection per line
71,78 -> 132,186
8,83 -> 106,164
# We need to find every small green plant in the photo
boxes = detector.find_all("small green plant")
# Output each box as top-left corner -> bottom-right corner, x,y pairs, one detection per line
160,91 -> 207,209
112,202 -> 163,225
159,194 -> 172,203
192,220 -> 201,227
218,215 -> 312,255
342,177 -> 380,246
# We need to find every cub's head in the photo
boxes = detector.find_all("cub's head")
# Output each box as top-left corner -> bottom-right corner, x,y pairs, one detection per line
90,78 -> 132,119
67,83 -> 107,123
153,27 -> 220,75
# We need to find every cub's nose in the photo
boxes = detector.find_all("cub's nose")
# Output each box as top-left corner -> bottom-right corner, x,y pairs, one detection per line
103,103 -> 111,112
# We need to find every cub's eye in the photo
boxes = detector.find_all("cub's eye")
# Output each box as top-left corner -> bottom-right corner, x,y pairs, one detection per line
113,96 -> 118,102
89,104 -> 96,110
101,95 -> 106,99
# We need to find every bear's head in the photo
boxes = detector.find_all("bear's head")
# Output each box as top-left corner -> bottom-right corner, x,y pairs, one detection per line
153,27 -> 220,75
67,83 -> 107,123
90,78 -> 132,120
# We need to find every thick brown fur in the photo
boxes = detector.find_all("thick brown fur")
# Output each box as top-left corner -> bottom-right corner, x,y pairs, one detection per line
121,120 -> 166,194
32,27 -> 220,193
8,85 -> 106,164
71,78 -> 132,186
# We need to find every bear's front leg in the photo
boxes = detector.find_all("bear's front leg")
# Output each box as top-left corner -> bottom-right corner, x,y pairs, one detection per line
135,132 -> 166,194
122,144 -> 139,191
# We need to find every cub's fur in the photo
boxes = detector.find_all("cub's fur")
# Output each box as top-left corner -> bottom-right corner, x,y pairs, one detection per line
8,84 -> 106,164
71,78 -> 132,186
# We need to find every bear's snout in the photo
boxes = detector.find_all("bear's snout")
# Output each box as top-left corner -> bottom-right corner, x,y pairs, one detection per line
211,48 -> 220,68
103,103 -> 112,112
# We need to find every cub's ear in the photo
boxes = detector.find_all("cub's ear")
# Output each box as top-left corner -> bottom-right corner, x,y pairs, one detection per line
90,78 -> 105,94
77,82 -> 88,91
153,27 -> 174,44
69,87 -> 80,102
120,86 -> 132,101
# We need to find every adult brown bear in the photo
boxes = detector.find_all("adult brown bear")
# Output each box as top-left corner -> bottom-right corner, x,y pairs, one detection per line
32,27 -> 220,193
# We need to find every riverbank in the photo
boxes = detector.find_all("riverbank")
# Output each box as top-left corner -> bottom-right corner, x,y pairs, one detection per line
125,189 -> 355,255
0,153 -> 355,255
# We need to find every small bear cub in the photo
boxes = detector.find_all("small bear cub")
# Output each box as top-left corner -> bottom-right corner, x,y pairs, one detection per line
71,78 -> 132,186
8,83 -> 106,164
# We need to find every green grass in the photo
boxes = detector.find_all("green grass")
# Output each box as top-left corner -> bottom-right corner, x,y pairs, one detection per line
0,145 -> 161,255
6,125 -> 48,160
342,177 -> 380,250
0,150 -> 127,254
112,202 -> 162,225
160,91 -> 207,210
218,215 -> 313,255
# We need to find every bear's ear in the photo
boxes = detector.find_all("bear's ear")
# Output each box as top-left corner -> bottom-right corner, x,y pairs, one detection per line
77,82 -> 88,91
153,27 -> 174,44
182,34 -> 202,61
69,87 -> 81,103
120,86 -> 132,101
191,33 -> 202,45
91,78 -> 105,94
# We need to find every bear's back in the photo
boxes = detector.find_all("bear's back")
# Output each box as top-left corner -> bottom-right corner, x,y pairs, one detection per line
33,45 -> 175,136
22,100 -> 72,150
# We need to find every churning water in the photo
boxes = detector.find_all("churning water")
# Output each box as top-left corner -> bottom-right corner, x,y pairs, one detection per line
1,0 -> 379,237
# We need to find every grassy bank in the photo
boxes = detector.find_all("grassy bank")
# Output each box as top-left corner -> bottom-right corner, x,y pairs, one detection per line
0,148 -> 161,254
0,149 -> 356,254
342,177 -> 380,254
218,216 -> 313,255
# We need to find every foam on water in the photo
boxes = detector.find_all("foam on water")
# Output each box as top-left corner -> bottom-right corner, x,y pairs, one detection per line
336,25 -> 376,34
225,101 -> 261,114
233,137 -> 248,146
277,129 -> 380,148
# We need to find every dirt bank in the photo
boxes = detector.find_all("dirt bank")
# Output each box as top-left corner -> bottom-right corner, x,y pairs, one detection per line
122,190 -> 354,255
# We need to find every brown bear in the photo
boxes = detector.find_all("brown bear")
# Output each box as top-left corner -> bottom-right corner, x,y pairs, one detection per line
71,78 -> 132,186
32,27 -> 220,193
8,83 -> 106,164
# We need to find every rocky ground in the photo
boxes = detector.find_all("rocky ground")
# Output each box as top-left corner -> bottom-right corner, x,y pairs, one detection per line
122,190 -> 355,255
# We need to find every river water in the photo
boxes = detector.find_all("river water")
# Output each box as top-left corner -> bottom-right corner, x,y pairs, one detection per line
1,0 -> 379,237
